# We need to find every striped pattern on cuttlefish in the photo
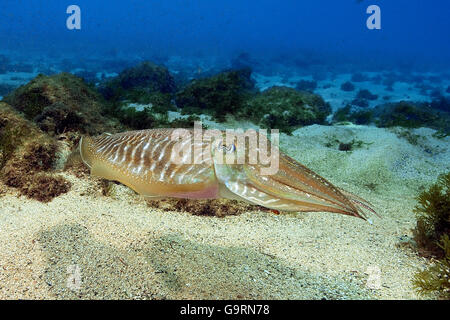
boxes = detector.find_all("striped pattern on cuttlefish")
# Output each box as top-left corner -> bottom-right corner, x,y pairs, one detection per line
79,129 -> 377,221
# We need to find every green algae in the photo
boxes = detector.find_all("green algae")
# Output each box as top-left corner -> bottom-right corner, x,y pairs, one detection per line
412,172 -> 450,299
240,86 -> 331,134
176,68 -> 255,122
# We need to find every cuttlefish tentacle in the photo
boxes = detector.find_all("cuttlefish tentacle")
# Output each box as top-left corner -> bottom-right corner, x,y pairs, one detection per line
245,153 -> 362,215
79,129 -> 377,221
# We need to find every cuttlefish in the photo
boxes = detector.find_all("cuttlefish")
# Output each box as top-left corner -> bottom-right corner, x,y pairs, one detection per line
79,128 -> 377,221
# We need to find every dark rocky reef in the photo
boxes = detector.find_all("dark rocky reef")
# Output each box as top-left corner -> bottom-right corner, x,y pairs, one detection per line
356,89 -> 378,101
240,86 -> 331,135
99,61 -> 176,101
98,61 -> 179,129
0,102 -> 71,202
332,105 -> 373,125
374,100 -> 450,135
349,89 -> 378,108
3,73 -> 122,135
340,81 -> 355,92
97,61 -> 212,130
430,96 -> 450,113
175,68 -> 256,122
335,99 -> 450,135
350,98 -> 369,108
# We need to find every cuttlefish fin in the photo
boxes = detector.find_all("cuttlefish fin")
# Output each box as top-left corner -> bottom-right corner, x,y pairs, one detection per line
79,135 -> 93,169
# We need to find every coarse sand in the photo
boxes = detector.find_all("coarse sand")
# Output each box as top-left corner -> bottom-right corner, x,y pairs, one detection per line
0,124 -> 448,300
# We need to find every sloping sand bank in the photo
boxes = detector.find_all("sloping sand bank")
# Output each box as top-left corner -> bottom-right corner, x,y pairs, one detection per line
0,124 -> 448,299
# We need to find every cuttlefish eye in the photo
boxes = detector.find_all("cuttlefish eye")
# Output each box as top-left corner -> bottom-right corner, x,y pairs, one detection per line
217,141 -> 236,153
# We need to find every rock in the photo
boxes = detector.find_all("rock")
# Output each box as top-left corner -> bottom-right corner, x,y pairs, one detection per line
3,72 -> 121,135
102,61 -> 176,96
175,68 -> 256,121
373,101 -> 450,134
0,102 -> 71,202
340,81 -> 355,92
356,89 -> 378,101
240,86 -> 331,134
333,105 -> 373,125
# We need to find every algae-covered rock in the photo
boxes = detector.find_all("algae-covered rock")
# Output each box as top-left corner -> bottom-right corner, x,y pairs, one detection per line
3,73 -> 120,135
99,61 -> 177,120
100,61 -> 176,101
374,101 -> 450,134
118,61 -> 176,93
333,105 -> 373,125
356,89 -> 378,101
108,105 -> 170,130
175,68 -> 255,121
351,98 -> 369,108
34,102 -> 86,134
340,81 -> 355,92
430,96 -> 450,113
240,86 -> 331,134
0,102 -> 71,202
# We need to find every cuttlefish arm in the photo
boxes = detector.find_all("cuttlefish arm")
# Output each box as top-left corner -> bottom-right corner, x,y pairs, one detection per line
79,129 -> 378,221
213,148 -> 377,220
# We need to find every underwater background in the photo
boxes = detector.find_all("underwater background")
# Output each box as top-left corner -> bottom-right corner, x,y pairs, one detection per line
1,0 -> 450,71
0,0 -> 449,300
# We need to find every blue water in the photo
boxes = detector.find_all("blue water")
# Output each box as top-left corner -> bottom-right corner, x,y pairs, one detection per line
0,0 -> 449,107
0,0 -> 448,67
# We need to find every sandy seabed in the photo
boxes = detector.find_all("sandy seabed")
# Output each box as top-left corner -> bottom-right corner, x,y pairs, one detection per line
0,123 -> 448,300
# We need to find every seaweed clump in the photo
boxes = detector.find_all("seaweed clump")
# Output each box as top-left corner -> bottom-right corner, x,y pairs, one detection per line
99,61 -> 198,130
332,105 -> 373,125
99,61 -> 176,109
412,173 -> 450,257
0,102 -> 71,202
240,86 -> 331,135
175,68 -> 256,122
104,105 -> 169,130
412,172 -> 450,298
374,101 -> 450,134
3,73 -> 121,135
